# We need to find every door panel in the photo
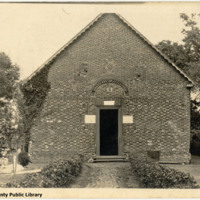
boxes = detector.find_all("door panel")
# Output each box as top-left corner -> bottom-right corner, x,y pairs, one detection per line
100,109 -> 118,155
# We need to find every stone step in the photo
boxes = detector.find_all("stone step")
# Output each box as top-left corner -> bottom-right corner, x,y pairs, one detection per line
93,156 -> 126,162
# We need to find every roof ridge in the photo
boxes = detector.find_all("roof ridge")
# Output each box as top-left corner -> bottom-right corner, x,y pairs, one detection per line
23,13 -> 194,85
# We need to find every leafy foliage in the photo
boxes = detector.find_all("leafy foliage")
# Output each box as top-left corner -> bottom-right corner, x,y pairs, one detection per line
18,151 -> 31,167
129,152 -> 199,188
190,129 -> 200,155
156,13 -> 200,86
156,40 -> 188,70
0,52 -> 20,99
181,14 -> 200,63
0,98 -> 22,150
20,65 -> 51,150
6,154 -> 83,188
190,100 -> 200,155
0,52 -> 23,152
191,100 -> 200,130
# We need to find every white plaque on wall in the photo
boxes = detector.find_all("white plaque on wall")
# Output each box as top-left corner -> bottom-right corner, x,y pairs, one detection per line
85,115 -> 96,124
104,101 -> 115,106
123,115 -> 133,124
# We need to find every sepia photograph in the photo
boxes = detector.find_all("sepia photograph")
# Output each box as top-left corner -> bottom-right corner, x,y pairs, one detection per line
1,2 -> 200,198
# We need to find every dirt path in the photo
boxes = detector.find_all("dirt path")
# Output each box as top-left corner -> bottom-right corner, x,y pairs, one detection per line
70,162 -> 140,188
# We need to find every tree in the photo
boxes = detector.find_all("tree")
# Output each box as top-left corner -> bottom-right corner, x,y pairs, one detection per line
0,52 -> 23,153
0,98 -> 21,149
156,40 -> 188,70
0,52 -> 20,99
190,99 -> 200,155
181,14 -> 200,63
156,13 -> 200,88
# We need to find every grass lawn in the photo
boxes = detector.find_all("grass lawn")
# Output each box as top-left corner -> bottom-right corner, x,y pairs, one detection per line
0,173 -> 25,187
163,155 -> 200,186
0,163 -> 46,187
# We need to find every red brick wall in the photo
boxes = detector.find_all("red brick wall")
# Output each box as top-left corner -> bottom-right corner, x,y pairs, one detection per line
29,14 -> 191,164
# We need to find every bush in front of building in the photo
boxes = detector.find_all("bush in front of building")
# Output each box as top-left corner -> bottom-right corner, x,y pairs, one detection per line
129,152 -> 199,188
6,154 -> 83,188
18,151 -> 31,167
190,99 -> 200,155
190,129 -> 200,156
40,154 -> 83,187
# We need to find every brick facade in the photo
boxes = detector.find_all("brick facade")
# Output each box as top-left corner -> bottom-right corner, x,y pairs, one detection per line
29,13 -> 192,163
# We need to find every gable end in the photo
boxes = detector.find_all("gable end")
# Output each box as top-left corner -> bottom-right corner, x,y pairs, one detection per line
23,13 -> 194,86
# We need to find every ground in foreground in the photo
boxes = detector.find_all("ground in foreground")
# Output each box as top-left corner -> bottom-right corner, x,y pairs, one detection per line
70,162 -> 140,188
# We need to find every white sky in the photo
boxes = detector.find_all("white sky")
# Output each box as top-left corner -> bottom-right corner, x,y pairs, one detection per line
0,2 -> 200,80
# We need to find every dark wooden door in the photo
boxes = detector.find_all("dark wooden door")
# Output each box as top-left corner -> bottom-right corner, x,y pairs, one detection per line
100,109 -> 118,155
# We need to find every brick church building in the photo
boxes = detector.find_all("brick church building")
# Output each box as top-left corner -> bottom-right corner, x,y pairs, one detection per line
24,13 -> 193,164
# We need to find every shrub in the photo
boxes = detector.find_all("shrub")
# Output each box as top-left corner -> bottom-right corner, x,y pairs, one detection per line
6,154 -> 83,188
190,129 -> 200,155
18,152 -> 31,167
190,100 -> 200,155
129,152 -> 199,188
40,154 -> 83,187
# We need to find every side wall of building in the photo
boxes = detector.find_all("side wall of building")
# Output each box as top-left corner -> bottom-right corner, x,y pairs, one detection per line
29,14 -> 191,163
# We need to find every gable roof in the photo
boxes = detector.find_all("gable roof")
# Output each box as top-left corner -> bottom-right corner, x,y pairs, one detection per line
23,13 -> 194,86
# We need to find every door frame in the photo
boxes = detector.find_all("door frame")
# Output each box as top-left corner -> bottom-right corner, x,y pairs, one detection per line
96,106 -> 122,156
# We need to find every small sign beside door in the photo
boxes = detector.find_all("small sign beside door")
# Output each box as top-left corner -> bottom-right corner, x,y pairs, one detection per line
85,115 -> 96,124
123,115 -> 133,124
